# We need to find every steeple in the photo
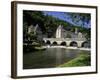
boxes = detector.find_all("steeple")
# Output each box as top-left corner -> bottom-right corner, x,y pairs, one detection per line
34,24 -> 39,35
75,28 -> 78,34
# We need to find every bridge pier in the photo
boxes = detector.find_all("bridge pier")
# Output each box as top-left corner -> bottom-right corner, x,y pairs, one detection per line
77,41 -> 85,48
66,41 -> 71,47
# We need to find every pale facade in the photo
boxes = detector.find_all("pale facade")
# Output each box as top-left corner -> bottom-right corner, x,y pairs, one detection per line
56,25 -> 62,38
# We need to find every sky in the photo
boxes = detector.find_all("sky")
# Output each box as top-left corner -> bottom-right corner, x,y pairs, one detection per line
43,11 -> 91,28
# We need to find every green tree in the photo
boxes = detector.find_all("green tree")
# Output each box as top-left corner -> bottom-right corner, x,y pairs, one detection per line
65,13 -> 91,27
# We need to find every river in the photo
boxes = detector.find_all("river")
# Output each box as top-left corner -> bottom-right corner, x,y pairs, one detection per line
23,48 -> 90,69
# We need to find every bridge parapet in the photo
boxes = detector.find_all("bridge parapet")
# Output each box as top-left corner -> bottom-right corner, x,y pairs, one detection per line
43,38 -> 90,48
43,38 -> 86,41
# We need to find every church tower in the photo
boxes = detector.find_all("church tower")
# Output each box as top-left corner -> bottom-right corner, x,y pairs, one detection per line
56,25 -> 62,38
75,28 -> 78,34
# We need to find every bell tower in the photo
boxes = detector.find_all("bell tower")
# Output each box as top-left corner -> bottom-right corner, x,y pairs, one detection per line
56,25 -> 62,38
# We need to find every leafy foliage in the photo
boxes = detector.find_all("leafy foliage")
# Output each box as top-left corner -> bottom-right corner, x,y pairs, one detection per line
23,10 -> 91,40
65,13 -> 91,27
58,52 -> 91,67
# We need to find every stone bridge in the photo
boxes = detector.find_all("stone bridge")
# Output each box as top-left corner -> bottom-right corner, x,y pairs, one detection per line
43,38 -> 89,48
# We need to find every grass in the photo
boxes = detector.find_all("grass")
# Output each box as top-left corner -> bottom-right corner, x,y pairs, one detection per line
58,52 -> 91,67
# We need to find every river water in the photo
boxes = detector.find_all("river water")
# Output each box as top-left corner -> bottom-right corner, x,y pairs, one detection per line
23,48 -> 90,69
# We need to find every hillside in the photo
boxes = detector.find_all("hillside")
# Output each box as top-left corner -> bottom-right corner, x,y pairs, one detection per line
23,10 -> 91,39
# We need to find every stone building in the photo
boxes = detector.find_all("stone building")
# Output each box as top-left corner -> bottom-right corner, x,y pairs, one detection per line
28,24 -> 43,41
55,25 -> 85,39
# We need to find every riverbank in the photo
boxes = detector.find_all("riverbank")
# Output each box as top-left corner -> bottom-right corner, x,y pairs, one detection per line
58,52 -> 90,67
23,47 -> 90,69
42,46 -> 90,51
23,44 -> 46,53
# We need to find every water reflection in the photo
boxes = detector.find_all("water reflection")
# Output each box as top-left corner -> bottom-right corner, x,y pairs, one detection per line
23,48 -> 90,69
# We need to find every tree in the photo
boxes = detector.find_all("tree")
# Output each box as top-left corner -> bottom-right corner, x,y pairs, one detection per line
64,13 -> 91,27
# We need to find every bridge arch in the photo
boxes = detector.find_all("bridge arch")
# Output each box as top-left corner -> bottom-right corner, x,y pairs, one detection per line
41,40 -> 45,45
42,40 -> 45,43
81,41 -> 90,48
70,41 -> 78,47
60,42 -> 67,46
52,41 -> 58,45
46,40 -> 51,45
